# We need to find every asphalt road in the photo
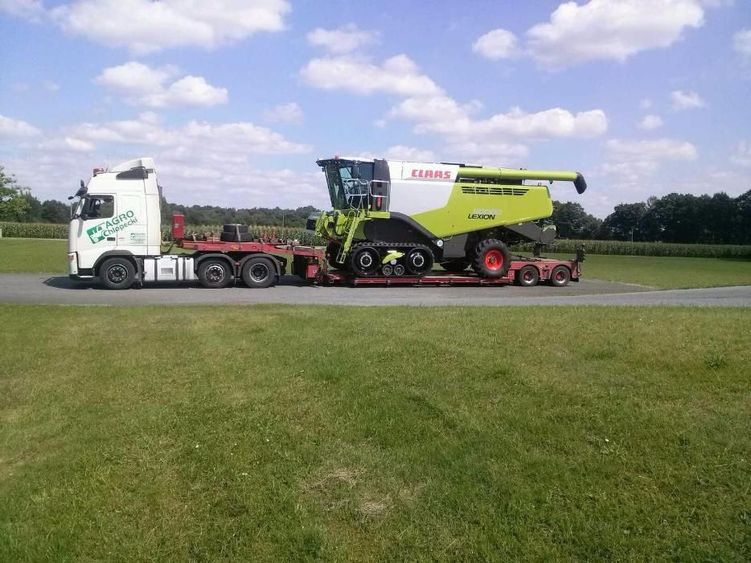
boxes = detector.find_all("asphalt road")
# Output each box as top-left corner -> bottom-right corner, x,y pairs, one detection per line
0,273 -> 749,307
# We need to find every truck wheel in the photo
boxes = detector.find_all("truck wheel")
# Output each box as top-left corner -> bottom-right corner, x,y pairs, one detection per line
406,246 -> 434,276
441,259 -> 469,273
472,239 -> 511,278
549,265 -> 571,287
198,258 -> 233,289
241,256 -> 277,288
516,265 -> 539,287
350,245 -> 380,276
100,257 -> 135,290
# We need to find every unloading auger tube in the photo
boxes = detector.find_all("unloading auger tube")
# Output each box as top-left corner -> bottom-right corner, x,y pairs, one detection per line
311,157 -> 587,279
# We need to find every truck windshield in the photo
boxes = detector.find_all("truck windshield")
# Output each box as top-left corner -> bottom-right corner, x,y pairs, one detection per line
322,161 -> 374,209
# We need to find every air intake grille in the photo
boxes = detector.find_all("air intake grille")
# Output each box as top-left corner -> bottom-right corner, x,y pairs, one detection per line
461,186 -> 529,196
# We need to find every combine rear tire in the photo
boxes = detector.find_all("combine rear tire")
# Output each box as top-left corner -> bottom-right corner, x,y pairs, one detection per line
350,245 -> 380,276
516,265 -> 539,287
472,239 -> 511,278
549,265 -> 571,287
242,256 -> 276,288
405,246 -> 434,276
441,259 -> 469,273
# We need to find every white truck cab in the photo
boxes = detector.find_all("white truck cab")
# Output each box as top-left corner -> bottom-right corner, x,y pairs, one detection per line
68,157 -> 165,286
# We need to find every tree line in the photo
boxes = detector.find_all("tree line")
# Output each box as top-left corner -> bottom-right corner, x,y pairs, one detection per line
550,190 -> 751,245
2,164 -> 750,244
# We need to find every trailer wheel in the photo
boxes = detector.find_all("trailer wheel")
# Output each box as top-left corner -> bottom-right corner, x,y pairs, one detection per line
198,258 -> 233,289
549,265 -> 571,287
517,265 -> 540,287
440,259 -> 469,273
241,256 -> 277,288
100,257 -> 135,290
472,239 -> 511,278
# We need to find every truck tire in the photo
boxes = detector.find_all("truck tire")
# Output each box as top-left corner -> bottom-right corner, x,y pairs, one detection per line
549,265 -> 571,287
223,223 -> 249,234
220,231 -> 253,242
472,239 -> 511,278
198,258 -> 233,288
516,265 -> 539,287
100,257 -> 136,290
241,256 -> 277,288
440,259 -> 469,273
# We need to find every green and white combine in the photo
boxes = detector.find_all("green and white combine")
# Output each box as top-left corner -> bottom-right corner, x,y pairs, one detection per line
310,157 -> 587,278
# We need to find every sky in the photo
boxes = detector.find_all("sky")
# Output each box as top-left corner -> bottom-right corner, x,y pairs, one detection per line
0,0 -> 749,217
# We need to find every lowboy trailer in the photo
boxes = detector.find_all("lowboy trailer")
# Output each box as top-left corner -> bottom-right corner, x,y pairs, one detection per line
67,157 -> 583,290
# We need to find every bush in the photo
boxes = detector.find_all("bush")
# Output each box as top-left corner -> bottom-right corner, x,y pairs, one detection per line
0,222 -> 68,239
515,239 -> 751,259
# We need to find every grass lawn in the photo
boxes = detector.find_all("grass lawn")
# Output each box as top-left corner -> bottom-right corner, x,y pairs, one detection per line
0,238 -> 67,273
547,252 -> 751,289
1,305 -> 749,561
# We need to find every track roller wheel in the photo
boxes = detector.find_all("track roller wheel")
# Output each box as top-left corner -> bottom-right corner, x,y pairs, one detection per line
350,245 -> 380,276
472,239 -> 511,278
405,246 -> 434,276
516,265 -> 539,287
393,264 -> 405,276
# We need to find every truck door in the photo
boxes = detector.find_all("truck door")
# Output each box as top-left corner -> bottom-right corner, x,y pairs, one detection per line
75,194 -> 117,268
117,194 -> 148,252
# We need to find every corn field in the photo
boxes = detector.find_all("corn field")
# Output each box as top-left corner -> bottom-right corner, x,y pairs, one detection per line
0,222 -> 69,239
515,239 -> 751,259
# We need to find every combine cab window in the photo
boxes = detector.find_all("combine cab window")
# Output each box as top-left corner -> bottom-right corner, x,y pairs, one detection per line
322,161 -> 374,210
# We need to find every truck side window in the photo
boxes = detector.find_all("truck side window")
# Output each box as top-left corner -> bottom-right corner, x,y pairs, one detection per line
86,196 -> 114,219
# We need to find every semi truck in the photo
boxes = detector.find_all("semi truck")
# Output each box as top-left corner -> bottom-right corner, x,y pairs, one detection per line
67,157 -> 583,289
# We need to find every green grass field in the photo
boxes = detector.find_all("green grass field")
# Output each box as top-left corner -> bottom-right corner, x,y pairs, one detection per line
1,305 -> 749,561
0,238 -> 67,273
555,253 -> 751,289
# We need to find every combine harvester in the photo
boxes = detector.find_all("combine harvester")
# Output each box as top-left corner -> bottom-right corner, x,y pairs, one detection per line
67,157 -> 585,289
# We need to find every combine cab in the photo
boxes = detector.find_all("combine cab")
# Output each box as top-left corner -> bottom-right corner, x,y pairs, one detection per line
310,158 -> 586,278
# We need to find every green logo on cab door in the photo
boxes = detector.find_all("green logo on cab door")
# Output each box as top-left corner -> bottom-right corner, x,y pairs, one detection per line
86,210 -> 138,244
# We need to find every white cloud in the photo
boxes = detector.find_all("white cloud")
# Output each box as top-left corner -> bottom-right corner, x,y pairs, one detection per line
607,138 -> 697,160
263,102 -> 303,124
472,29 -> 518,60
95,62 -> 228,107
389,97 -> 607,139
0,0 -> 44,21
730,141 -> 751,167
42,80 -> 60,92
638,114 -> 663,130
444,141 -> 529,167
602,138 -> 697,181
670,89 -> 705,110
526,0 -> 705,68
49,0 -> 290,54
0,114 -> 41,137
733,28 -> 751,58
383,145 -> 436,162
37,136 -> 95,152
307,24 -> 378,54
300,54 -> 443,97
68,113 -> 310,156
